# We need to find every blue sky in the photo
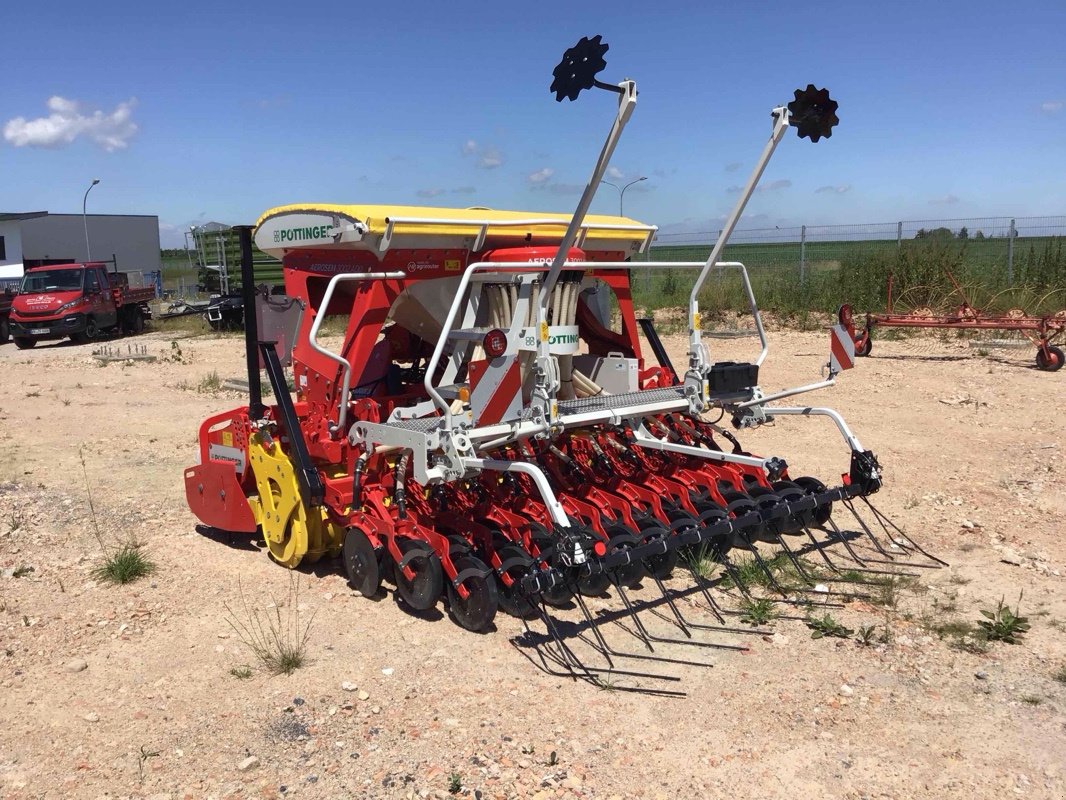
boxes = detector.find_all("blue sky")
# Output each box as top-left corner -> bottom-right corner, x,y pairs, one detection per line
2,0 -> 1064,247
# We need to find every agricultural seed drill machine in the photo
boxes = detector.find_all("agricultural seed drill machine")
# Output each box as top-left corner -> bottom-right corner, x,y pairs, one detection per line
185,36 -> 942,684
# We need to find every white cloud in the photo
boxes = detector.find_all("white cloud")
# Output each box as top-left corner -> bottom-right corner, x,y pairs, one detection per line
1041,100 -> 1063,113
416,188 -> 445,198
527,167 -> 555,185
451,186 -> 476,194
727,178 -> 791,194
461,138 -> 504,169
929,194 -> 960,205
477,147 -> 503,169
815,184 -> 852,194
606,165 -> 624,180
3,96 -> 138,151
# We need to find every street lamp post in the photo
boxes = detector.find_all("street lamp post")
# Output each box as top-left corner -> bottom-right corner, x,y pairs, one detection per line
599,175 -> 647,216
82,179 -> 100,261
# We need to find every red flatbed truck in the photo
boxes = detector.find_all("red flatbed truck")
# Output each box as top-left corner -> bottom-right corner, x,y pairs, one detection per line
7,262 -> 154,349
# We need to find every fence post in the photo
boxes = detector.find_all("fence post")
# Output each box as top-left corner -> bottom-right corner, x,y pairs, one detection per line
896,221 -> 903,251
1007,218 -> 1016,286
799,225 -> 807,286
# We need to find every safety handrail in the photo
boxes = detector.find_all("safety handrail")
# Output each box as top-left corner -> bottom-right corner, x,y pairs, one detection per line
421,259 -> 767,433
308,271 -> 406,437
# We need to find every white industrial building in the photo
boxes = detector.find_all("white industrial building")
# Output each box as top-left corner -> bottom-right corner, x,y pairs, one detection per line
0,212 -> 161,281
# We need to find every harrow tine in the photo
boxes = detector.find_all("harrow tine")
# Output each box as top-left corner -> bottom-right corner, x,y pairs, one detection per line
610,578 -> 747,652
516,595 -> 690,691
681,559 -> 730,624
802,526 -> 920,581
840,500 -> 943,569
718,555 -> 755,601
859,497 -> 949,567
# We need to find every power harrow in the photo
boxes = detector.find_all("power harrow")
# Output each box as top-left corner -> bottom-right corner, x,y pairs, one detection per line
185,36 -> 944,690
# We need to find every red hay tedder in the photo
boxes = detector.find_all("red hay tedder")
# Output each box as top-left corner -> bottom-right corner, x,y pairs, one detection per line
839,270 -> 1065,372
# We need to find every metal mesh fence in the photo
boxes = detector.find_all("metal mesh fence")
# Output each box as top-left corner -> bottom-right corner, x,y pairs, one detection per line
635,215 -> 1066,314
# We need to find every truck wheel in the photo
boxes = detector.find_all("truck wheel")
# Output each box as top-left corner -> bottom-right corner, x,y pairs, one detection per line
131,312 -> 145,334
14,337 -> 36,350
0,317 -> 9,344
74,317 -> 99,344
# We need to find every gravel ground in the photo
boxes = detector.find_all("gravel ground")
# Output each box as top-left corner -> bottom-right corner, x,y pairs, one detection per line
0,326 -> 1063,800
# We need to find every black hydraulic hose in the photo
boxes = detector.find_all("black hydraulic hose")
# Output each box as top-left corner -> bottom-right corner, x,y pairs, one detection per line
351,452 -> 368,510
393,452 -> 410,519
236,225 -> 265,419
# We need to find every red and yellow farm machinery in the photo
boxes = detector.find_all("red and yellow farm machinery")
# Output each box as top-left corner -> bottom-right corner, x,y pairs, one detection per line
184,37 -> 943,688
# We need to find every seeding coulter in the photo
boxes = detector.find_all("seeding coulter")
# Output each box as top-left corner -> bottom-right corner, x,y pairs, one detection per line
185,37 -> 943,688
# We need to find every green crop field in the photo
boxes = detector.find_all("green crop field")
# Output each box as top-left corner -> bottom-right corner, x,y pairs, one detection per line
631,235 -> 1066,318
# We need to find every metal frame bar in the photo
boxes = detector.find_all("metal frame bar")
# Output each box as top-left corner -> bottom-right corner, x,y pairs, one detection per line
307,271 -> 406,436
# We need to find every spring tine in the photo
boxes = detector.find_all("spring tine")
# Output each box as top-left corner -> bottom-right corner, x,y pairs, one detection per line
772,533 -> 817,584
533,599 -> 598,681
682,561 -> 728,624
610,581 -> 659,651
570,583 -> 626,662
823,515 -> 873,566
744,541 -> 789,596
860,497 -> 949,567
718,555 -> 755,601
841,499 -> 897,559
648,574 -> 694,637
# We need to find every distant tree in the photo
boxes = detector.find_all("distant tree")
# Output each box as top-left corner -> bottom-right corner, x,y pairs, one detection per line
974,230 -> 985,240
957,226 -> 969,240
914,228 -> 928,239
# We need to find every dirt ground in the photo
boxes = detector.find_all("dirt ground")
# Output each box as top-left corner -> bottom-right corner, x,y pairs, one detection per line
0,324 -> 1064,800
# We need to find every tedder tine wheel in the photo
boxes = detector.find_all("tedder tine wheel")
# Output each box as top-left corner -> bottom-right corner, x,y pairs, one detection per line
495,544 -> 539,620
393,538 -> 444,611
447,555 -> 499,632
342,527 -> 381,597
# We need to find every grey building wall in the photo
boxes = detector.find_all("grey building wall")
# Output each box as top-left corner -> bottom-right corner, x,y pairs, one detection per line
19,214 -> 161,271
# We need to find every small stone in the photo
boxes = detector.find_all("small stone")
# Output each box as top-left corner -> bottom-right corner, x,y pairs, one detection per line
64,659 -> 88,673
237,756 -> 259,772
445,718 -> 460,727
975,670 -> 989,680
839,684 -> 853,697
381,668 -> 394,676
961,520 -> 975,530
293,697 -> 305,706
83,712 -> 99,722
341,681 -> 358,692
1000,549 -> 1024,566
813,583 -> 829,594
357,690 -> 370,701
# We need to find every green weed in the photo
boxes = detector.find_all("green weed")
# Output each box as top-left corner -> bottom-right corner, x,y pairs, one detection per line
92,544 -> 156,585
739,597 -> 776,626
978,595 -> 1031,644
806,613 -> 854,640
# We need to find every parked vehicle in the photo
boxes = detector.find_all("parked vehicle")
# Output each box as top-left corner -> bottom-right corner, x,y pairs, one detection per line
8,262 -> 154,349
0,287 -> 13,344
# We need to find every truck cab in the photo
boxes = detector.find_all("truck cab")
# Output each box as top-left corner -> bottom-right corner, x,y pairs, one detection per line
8,262 -> 152,349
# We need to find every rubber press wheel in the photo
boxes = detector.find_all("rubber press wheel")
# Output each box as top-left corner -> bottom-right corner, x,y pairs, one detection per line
447,554 -> 499,632
393,538 -> 444,611
530,523 -> 575,608
342,527 -> 381,597
605,524 -> 646,588
1036,345 -> 1064,372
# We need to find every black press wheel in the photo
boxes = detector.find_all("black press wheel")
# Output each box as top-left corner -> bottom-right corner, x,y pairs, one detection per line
529,522 -> 575,608
14,337 -> 36,350
1036,345 -> 1064,372
393,538 -> 443,611
446,554 -> 499,632
494,544 -> 539,620
856,335 -> 872,357
605,524 -> 646,588
342,527 -> 381,597
637,517 -> 678,579
793,476 -> 833,526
